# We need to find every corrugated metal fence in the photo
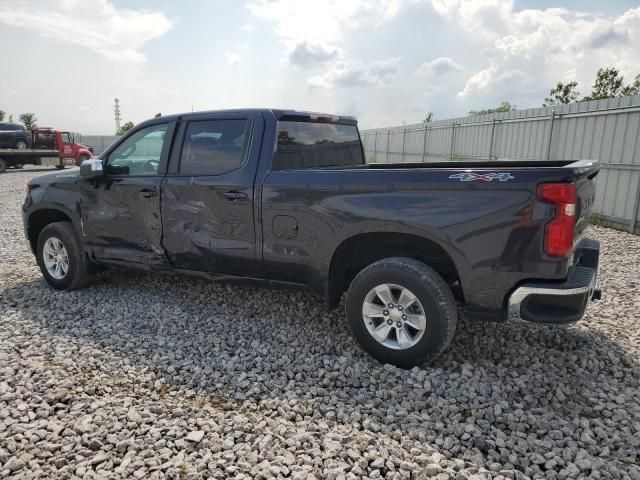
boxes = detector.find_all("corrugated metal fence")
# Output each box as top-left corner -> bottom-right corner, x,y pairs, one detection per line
77,135 -> 119,155
361,95 -> 640,234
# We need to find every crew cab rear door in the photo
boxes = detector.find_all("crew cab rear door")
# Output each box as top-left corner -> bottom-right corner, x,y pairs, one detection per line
161,112 -> 263,276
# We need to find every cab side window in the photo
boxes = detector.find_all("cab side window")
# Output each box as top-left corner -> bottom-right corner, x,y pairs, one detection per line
273,121 -> 363,170
107,124 -> 167,175
179,119 -> 250,176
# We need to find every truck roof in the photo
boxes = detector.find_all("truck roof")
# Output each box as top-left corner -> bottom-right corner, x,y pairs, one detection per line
137,109 -> 358,127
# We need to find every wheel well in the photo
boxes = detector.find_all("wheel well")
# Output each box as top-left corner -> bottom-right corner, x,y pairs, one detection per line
27,209 -> 73,252
328,233 -> 462,308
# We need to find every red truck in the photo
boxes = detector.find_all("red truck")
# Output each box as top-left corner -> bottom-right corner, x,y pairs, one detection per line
0,127 -> 94,174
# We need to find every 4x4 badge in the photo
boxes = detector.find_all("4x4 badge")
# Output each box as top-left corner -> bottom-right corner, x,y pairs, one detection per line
449,172 -> 514,182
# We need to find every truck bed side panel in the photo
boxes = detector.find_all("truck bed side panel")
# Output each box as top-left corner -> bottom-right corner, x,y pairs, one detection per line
261,167 -> 582,315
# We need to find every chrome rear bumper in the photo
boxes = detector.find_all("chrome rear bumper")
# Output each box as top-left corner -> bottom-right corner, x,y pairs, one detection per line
507,239 -> 600,325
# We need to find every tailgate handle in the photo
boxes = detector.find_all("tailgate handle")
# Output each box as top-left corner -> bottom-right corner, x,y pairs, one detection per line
223,191 -> 248,201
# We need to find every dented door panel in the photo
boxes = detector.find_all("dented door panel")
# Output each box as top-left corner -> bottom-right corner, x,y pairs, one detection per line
80,176 -> 166,265
78,120 -> 174,265
160,113 -> 263,276
161,175 -> 257,274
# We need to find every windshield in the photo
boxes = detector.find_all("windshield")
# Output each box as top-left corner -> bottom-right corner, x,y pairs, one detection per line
61,132 -> 74,144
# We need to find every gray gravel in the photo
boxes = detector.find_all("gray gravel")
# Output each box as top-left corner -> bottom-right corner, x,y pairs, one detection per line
1,166 -> 639,480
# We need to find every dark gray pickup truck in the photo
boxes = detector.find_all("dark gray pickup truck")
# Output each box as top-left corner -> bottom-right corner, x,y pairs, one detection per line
22,109 -> 601,366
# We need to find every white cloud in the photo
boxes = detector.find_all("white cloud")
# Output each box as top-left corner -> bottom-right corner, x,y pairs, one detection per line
249,0 -> 406,92
247,0 -> 403,46
0,0 -> 172,63
416,57 -> 463,77
430,0 -> 517,39
224,53 -> 243,65
289,42 -> 340,68
443,1 -> 640,105
248,0 -> 404,71
457,66 -> 497,98
240,24 -> 254,32
308,58 -> 401,88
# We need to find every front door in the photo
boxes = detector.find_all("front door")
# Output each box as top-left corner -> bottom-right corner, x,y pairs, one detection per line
59,132 -> 75,162
80,122 -> 172,265
161,113 -> 262,275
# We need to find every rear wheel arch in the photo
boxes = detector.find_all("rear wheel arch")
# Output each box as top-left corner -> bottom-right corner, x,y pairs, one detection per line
327,232 -> 463,308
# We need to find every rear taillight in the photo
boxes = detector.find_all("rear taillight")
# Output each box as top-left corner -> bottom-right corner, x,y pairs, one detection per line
537,182 -> 576,257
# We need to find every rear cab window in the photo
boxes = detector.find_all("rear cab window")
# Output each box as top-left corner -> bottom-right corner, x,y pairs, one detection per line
273,121 -> 364,170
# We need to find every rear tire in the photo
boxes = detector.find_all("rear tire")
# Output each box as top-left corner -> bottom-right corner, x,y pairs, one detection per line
14,139 -> 27,150
36,222 -> 90,290
55,165 -> 65,170
345,257 -> 457,367
13,163 -> 24,169
0,159 -> 6,174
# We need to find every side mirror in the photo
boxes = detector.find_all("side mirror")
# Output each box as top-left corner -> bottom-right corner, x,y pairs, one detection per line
80,159 -> 104,179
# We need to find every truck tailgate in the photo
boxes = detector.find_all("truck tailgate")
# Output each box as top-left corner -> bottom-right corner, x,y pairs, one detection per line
573,161 -> 599,239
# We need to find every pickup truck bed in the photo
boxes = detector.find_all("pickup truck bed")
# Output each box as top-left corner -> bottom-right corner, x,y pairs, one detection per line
22,108 -> 601,366
261,158 -> 598,316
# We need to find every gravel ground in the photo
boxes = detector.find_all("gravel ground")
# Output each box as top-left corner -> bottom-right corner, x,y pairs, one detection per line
0,166 -> 639,480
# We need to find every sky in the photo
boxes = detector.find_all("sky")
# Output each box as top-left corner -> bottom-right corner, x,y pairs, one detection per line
0,0 -> 639,134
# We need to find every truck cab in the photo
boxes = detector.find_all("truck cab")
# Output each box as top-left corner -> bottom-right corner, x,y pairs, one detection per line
31,128 -> 93,165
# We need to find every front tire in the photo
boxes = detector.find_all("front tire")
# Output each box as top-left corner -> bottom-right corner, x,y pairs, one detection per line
77,154 -> 90,166
36,222 -> 89,290
346,257 -> 457,367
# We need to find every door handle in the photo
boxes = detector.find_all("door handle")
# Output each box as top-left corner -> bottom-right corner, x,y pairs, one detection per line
223,191 -> 248,201
139,187 -> 158,198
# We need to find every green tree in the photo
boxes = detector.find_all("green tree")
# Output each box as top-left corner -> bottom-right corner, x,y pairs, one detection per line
117,121 -> 135,136
424,112 -> 435,123
544,81 -> 580,106
583,67 -> 626,101
622,74 -> 640,96
277,130 -> 295,145
0,110 -> 5,121
468,101 -> 514,115
19,113 -> 37,130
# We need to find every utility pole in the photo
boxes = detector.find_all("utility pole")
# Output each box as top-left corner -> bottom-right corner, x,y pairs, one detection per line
114,98 -> 121,133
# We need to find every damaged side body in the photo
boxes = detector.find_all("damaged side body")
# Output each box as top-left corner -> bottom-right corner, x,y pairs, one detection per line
23,108 -> 601,327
